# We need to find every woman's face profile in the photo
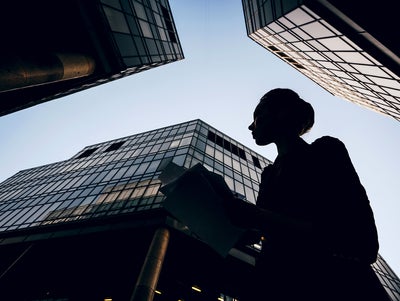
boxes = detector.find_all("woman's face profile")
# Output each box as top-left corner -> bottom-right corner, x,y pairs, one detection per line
249,104 -> 280,146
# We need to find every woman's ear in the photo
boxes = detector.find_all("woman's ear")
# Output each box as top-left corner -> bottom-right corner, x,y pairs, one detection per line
276,110 -> 296,135
275,110 -> 289,125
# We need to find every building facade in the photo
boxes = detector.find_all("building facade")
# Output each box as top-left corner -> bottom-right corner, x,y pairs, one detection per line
0,0 -> 183,116
0,120 -> 398,300
242,0 -> 400,121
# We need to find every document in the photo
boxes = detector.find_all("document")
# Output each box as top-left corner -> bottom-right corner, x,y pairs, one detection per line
160,163 -> 246,257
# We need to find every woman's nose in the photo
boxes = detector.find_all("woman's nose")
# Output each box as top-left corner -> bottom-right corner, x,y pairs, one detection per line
248,122 -> 254,131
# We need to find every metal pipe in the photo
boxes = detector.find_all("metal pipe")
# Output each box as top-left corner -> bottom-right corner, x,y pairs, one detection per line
0,53 -> 95,92
130,227 -> 170,301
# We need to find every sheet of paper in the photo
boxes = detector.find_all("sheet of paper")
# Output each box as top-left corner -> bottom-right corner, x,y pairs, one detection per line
158,161 -> 186,187
160,163 -> 246,257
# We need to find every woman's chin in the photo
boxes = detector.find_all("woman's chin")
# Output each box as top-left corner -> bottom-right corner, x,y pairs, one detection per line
254,135 -> 275,146
255,139 -> 269,146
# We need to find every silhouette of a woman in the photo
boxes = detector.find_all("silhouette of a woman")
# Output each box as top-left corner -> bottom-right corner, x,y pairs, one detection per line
226,88 -> 388,301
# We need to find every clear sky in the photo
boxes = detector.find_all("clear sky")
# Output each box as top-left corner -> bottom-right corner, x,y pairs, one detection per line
0,0 -> 399,275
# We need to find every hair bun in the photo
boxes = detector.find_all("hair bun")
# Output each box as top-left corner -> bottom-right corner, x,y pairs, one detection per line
259,88 -> 314,136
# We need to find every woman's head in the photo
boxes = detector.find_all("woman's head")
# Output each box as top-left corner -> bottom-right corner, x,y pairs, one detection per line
249,88 -> 314,145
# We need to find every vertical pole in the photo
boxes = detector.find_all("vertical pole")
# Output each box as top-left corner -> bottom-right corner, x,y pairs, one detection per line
130,227 -> 170,301
0,243 -> 33,280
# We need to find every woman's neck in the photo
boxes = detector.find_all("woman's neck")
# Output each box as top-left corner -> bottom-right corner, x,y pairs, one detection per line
275,135 -> 308,157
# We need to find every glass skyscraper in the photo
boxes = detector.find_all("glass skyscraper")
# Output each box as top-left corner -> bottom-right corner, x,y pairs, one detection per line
242,0 -> 400,121
0,0 -> 183,116
0,120 -> 398,300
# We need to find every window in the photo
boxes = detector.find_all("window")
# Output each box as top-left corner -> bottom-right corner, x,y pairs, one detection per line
252,155 -> 261,169
104,141 -> 125,152
161,5 -> 177,43
76,148 -> 98,159
207,130 -> 247,161
103,6 -> 130,33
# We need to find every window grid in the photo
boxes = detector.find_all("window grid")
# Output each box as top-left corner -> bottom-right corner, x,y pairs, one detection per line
245,2 -> 400,121
0,120 -> 268,233
100,0 -> 183,68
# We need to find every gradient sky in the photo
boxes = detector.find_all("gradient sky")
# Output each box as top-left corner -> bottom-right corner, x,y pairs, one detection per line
0,0 -> 399,275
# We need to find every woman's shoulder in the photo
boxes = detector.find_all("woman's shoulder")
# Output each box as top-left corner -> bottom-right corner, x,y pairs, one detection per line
311,135 -> 344,147
310,136 -> 352,165
311,136 -> 347,154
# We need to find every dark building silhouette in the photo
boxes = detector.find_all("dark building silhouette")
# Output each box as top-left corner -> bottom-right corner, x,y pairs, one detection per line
0,120 -> 398,300
0,0 -> 184,116
242,0 -> 400,121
